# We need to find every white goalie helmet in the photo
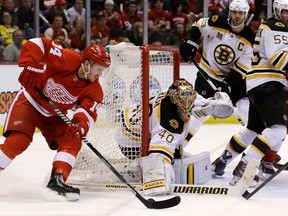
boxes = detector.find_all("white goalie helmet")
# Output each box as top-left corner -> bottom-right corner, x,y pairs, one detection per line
273,0 -> 288,20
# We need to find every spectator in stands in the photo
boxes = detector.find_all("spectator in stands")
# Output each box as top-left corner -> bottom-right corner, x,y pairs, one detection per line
53,31 -> 65,46
0,11 -> 19,46
0,36 -> 5,61
182,0 -> 203,24
67,0 -> 85,22
0,0 -> 3,25
173,22 -> 187,44
2,0 -> 18,26
91,36 -> 103,46
148,0 -> 171,31
91,0 -> 105,16
91,13 -> 110,46
44,14 -> 71,48
181,0 -> 203,15
148,18 -> 181,46
250,8 -> 266,31
121,0 -> 142,31
208,0 -> 224,15
41,0 -> 70,33
127,21 -> 143,46
3,29 -> 25,62
69,17 -> 85,51
107,29 -> 130,46
169,1 -> 190,33
16,0 -> 34,40
98,0 -> 122,30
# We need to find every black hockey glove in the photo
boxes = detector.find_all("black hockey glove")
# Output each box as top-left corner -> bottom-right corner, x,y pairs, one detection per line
179,39 -> 199,62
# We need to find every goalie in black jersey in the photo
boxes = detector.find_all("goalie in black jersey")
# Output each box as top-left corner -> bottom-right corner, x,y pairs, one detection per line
211,0 -> 288,186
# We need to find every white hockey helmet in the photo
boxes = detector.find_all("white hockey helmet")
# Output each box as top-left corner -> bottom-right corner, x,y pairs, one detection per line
273,0 -> 288,20
229,0 -> 249,17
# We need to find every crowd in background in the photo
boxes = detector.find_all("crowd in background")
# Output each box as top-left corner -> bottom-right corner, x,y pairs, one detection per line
0,0 -> 268,62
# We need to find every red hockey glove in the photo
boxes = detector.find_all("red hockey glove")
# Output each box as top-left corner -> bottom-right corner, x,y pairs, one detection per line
66,117 -> 89,141
18,64 -> 45,88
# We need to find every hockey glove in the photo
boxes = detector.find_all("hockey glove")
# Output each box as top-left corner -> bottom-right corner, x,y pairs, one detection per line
66,117 -> 89,141
18,64 -> 45,88
217,81 -> 231,94
179,39 -> 199,62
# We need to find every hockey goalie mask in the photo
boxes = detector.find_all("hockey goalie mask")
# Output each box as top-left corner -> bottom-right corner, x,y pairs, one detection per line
273,0 -> 288,23
168,79 -> 197,121
228,0 -> 249,27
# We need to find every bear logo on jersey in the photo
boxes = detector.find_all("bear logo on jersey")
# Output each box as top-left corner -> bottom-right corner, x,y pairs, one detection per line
214,44 -> 235,65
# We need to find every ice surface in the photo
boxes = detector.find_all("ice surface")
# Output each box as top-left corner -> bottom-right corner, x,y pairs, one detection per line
1,124 -> 288,216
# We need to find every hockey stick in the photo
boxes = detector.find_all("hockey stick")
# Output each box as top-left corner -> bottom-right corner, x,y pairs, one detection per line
242,161 -> 288,200
189,58 -> 246,126
273,162 -> 288,170
34,86 -> 181,209
68,158 -> 259,196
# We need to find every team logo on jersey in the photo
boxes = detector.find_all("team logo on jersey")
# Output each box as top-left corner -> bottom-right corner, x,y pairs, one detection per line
130,76 -> 161,104
211,15 -> 219,22
44,78 -> 77,104
214,44 -> 235,65
169,119 -> 179,129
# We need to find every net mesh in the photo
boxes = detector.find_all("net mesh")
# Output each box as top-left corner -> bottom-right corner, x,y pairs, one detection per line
67,43 -> 176,188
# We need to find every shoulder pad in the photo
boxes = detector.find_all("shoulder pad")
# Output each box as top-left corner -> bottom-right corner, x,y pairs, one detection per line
262,18 -> 288,32
208,15 -> 230,30
238,26 -> 256,46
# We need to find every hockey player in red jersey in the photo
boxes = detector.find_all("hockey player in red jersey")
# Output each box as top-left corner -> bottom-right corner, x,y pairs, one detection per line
0,38 -> 111,201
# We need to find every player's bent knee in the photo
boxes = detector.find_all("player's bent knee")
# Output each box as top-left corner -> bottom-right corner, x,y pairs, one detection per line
1,131 -> 31,159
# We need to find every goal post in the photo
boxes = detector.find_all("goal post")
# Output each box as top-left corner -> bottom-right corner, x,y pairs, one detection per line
67,43 -> 180,189
141,44 -> 180,156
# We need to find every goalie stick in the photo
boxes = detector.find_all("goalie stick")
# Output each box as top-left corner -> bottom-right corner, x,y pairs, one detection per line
34,86 -> 181,209
68,158 -> 259,197
189,58 -> 246,126
242,161 -> 288,200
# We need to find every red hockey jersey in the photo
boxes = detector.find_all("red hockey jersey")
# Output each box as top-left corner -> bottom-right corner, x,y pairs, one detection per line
18,38 -> 103,127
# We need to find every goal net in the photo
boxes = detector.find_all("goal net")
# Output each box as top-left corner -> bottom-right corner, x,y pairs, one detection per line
67,42 -> 179,190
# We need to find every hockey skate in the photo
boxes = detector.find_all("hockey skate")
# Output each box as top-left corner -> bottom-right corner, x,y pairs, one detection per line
230,160 -> 259,187
258,161 -> 275,180
211,150 -> 232,176
47,170 -> 80,202
211,157 -> 227,176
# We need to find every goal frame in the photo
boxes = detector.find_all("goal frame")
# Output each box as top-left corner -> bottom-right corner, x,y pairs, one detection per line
141,45 -> 180,157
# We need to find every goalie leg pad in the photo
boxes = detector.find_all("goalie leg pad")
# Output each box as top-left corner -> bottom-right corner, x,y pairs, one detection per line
172,151 -> 211,184
141,154 -> 175,196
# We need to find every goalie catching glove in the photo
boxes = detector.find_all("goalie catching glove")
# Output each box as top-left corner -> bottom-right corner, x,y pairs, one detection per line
141,154 -> 175,196
66,116 -> 89,141
191,92 -> 234,119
